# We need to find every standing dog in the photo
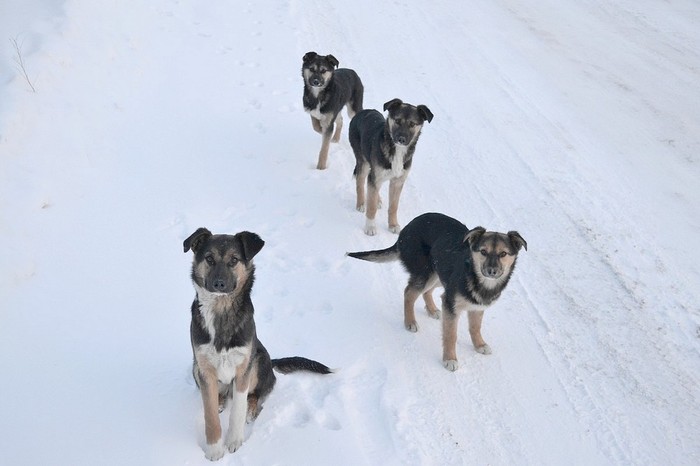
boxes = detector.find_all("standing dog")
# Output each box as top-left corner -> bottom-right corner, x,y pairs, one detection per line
184,228 -> 332,460
302,51 -> 364,170
347,213 -> 526,371
349,98 -> 433,236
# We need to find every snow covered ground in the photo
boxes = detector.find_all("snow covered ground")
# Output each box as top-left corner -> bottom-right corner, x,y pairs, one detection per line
1,1 -> 699,465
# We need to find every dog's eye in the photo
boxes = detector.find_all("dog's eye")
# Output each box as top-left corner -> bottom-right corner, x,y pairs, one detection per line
205,256 -> 215,265
480,249 -> 488,256
499,251 -> 508,258
228,258 -> 239,267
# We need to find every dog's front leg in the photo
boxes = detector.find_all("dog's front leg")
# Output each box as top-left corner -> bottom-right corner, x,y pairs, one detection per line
310,115 -> 322,133
468,310 -> 491,355
197,366 -> 226,460
387,177 -> 406,233
317,119 -> 334,170
225,363 -> 251,453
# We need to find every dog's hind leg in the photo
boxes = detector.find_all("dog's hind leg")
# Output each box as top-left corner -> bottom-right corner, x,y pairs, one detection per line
332,114 -> 343,142
404,283 -> 423,332
423,285 -> 440,319
354,162 -> 369,212
364,179 -> 382,235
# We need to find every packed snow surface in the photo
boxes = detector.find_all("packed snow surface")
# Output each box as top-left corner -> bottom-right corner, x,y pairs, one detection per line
1,1 -> 698,465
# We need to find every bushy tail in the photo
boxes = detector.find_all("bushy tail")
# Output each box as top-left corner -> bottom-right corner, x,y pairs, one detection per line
346,243 -> 399,263
271,357 -> 333,375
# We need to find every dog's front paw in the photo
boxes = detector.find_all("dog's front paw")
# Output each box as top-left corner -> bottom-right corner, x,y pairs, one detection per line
426,307 -> 440,319
443,359 -> 459,371
475,344 -> 492,355
356,204 -> 365,213
225,434 -> 244,453
405,322 -> 418,332
389,224 -> 401,234
364,220 -> 377,236
203,439 -> 226,461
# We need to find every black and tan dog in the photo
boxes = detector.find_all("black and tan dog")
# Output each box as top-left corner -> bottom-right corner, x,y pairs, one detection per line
302,51 -> 364,170
349,98 -> 433,236
184,228 -> 331,460
347,213 -> 526,371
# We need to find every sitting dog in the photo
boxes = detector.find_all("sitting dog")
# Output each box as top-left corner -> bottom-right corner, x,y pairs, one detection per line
349,98 -> 433,235
184,228 -> 331,460
302,51 -> 364,169
347,213 -> 526,371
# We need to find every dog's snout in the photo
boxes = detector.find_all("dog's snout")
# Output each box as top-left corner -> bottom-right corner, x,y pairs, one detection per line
397,135 -> 408,145
311,77 -> 322,86
212,279 -> 226,291
484,266 -> 500,278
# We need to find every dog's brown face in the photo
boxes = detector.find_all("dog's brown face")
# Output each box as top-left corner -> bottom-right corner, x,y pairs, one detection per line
302,51 -> 339,89
465,227 -> 527,282
183,228 -> 264,295
383,98 -> 434,146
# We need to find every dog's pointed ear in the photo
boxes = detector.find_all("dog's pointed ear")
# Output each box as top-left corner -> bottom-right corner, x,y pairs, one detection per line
184,228 -> 212,253
237,231 -> 265,261
464,226 -> 486,248
383,98 -> 403,112
303,51 -> 317,64
417,105 -> 434,123
327,54 -> 339,68
508,231 -> 527,252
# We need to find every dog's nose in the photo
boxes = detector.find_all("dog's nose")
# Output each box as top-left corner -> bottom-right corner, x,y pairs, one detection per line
311,78 -> 322,86
397,135 -> 408,145
484,267 -> 500,278
212,279 -> 226,291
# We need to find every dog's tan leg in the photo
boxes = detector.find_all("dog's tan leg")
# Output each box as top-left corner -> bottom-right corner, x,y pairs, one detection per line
403,285 -> 422,332
226,360 -> 251,453
317,128 -> 333,170
388,177 -> 406,234
423,286 -> 440,319
197,363 -> 226,460
355,164 -> 369,212
332,114 -> 343,142
468,310 -> 491,355
311,115 -> 322,133
442,308 -> 460,371
364,181 -> 380,235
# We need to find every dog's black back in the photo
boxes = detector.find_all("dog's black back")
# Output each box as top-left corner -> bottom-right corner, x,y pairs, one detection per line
302,52 -> 363,116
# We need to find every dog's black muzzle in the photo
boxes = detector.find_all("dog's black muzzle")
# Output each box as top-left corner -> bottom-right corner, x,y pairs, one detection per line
392,131 -> 411,146
309,75 -> 325,87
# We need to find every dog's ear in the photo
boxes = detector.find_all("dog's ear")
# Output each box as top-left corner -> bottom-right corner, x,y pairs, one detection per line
237,231 -> 265,262
508,231 -> 527,252
183,228 -> 212,253
327,54 -> 339,68
303,51 -> 317,64
417,105 -> 434,123
464,226 -> 486,249
383,98 -> 403,112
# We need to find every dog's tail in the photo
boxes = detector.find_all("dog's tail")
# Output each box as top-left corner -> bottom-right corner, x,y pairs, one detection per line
271,357 -> 333,375
346,243 -> 399,263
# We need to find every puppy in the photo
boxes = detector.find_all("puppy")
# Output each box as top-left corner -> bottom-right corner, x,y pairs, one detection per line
184,228 -> 331,460
302,51 -> 364,169
347,213 -> 526,371
349,98 -> 433,235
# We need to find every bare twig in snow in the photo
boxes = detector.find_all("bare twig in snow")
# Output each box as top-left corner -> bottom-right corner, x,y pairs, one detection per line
10,36 -> 36,92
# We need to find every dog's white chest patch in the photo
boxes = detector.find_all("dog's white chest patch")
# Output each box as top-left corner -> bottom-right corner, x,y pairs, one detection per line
391,145 -> 408,178
200,344 -> 249,384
